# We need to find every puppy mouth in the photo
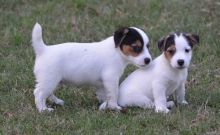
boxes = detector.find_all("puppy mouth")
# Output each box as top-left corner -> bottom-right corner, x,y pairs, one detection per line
139,65 -> 147,67
176,66 -> 186,69
137,63 -> 150,68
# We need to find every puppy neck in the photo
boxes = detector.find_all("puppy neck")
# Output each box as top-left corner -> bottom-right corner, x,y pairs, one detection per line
116,46 -> 130,66
102,36 -> 130,66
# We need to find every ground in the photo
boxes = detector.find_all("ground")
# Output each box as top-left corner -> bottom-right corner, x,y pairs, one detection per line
0,0 -> 220,134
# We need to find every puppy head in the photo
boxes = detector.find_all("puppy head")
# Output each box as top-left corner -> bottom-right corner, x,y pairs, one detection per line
158,32 -> 199,69
114,27 -> 151,67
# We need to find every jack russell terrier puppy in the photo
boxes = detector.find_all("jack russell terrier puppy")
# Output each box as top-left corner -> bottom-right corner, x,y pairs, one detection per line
118,32 -> 199,113
32,23 -> 152,112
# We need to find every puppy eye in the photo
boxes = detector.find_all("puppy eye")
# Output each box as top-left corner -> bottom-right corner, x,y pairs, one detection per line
168,49 -> 175,55
185,49 -> 190,53
132,46 -> 142,53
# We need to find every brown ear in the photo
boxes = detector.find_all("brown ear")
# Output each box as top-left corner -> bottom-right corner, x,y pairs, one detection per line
114,27 -> 129,48
157,37 -> 166,52
157,34 -> 175,52
184,33 -> 199,47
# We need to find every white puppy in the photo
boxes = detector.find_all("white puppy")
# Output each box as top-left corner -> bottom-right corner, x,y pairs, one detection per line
32,23 -> 151,112
118,32 -> 199,113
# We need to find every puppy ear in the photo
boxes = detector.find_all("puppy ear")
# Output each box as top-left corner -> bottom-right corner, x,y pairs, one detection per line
157,34 -> 175,52
157,37 -> 167,52
114,27 -> 129,48
184,33 -> 199,47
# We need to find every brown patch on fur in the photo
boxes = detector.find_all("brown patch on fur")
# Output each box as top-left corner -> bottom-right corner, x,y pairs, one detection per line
164,45 -> 176,61
188,34 -> 198,45
122,46 -> 139,57
121,40 -> 143,57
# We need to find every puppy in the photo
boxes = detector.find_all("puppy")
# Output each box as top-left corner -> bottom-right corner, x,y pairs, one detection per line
32,23 -> 152,112
118,32 -> 199,113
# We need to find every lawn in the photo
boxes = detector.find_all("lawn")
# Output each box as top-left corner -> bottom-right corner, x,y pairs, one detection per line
0,0 -> 220,134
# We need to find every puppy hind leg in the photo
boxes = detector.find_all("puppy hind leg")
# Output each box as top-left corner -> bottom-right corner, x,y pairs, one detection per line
126,95 -> 154,109
34,79 -> 60,112
34,87 -> 53,112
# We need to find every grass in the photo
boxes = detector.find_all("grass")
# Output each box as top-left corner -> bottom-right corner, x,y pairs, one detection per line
0,0 -> 220,134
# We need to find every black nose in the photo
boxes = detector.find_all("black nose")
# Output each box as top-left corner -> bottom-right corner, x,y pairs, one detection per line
144,58 -> 151,65
177,59 -> 184,66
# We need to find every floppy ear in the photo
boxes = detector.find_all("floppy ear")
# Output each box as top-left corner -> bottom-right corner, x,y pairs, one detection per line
184,33 -> 199,47
157,34 -> 175,52
114,27 -> 129,48
157,37 -> 166,52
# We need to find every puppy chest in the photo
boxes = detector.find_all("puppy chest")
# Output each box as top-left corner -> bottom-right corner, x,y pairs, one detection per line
165,81 -> 181,96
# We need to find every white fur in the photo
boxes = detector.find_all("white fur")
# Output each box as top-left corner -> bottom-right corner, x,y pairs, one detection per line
171,35 -> 192,69
32,23 -> 151,112
118,34 -> 192,113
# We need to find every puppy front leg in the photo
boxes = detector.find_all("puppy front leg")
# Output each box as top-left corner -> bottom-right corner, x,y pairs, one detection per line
99,74 -> 121,111
152,83 -> 169,113
96,86 -> 106,103
175,83 -> 188,105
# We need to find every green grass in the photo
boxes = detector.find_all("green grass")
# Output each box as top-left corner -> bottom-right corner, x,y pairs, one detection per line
1,0 -> 220,134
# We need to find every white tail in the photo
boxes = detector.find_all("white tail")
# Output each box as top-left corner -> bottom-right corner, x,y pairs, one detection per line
32,23 -> 46,55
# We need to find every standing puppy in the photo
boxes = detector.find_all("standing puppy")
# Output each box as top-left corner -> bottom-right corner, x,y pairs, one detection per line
118,32 -> 199,113
32,23 -> 151,112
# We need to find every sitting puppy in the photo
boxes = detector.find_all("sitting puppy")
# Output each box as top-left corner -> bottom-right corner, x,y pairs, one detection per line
32,23 -> 152,112
118,32 -> 199,113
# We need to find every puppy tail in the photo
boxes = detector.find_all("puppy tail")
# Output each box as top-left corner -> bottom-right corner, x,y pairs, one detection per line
32,23 -> 46,55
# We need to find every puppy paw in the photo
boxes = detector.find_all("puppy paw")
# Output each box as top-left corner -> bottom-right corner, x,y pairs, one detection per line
47,108 -> 54,112
99,101 -> 122,111
155,107 -> 170,113
167,101 -> 175,109
108,101 -> 122,111
39,107 -> 54,113
48,95 -> 64,106
179,100 -> 188,105
55,99 -> 64,106
109,105 -> 122,111
99,101 -> 108,110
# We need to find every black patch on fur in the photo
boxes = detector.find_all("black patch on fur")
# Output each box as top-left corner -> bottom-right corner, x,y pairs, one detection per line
158,32 -> 199,52
114,27 -> 144,50
182,33 -> 199,47
158,34 -> 175,52
132,45 -> 143,53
